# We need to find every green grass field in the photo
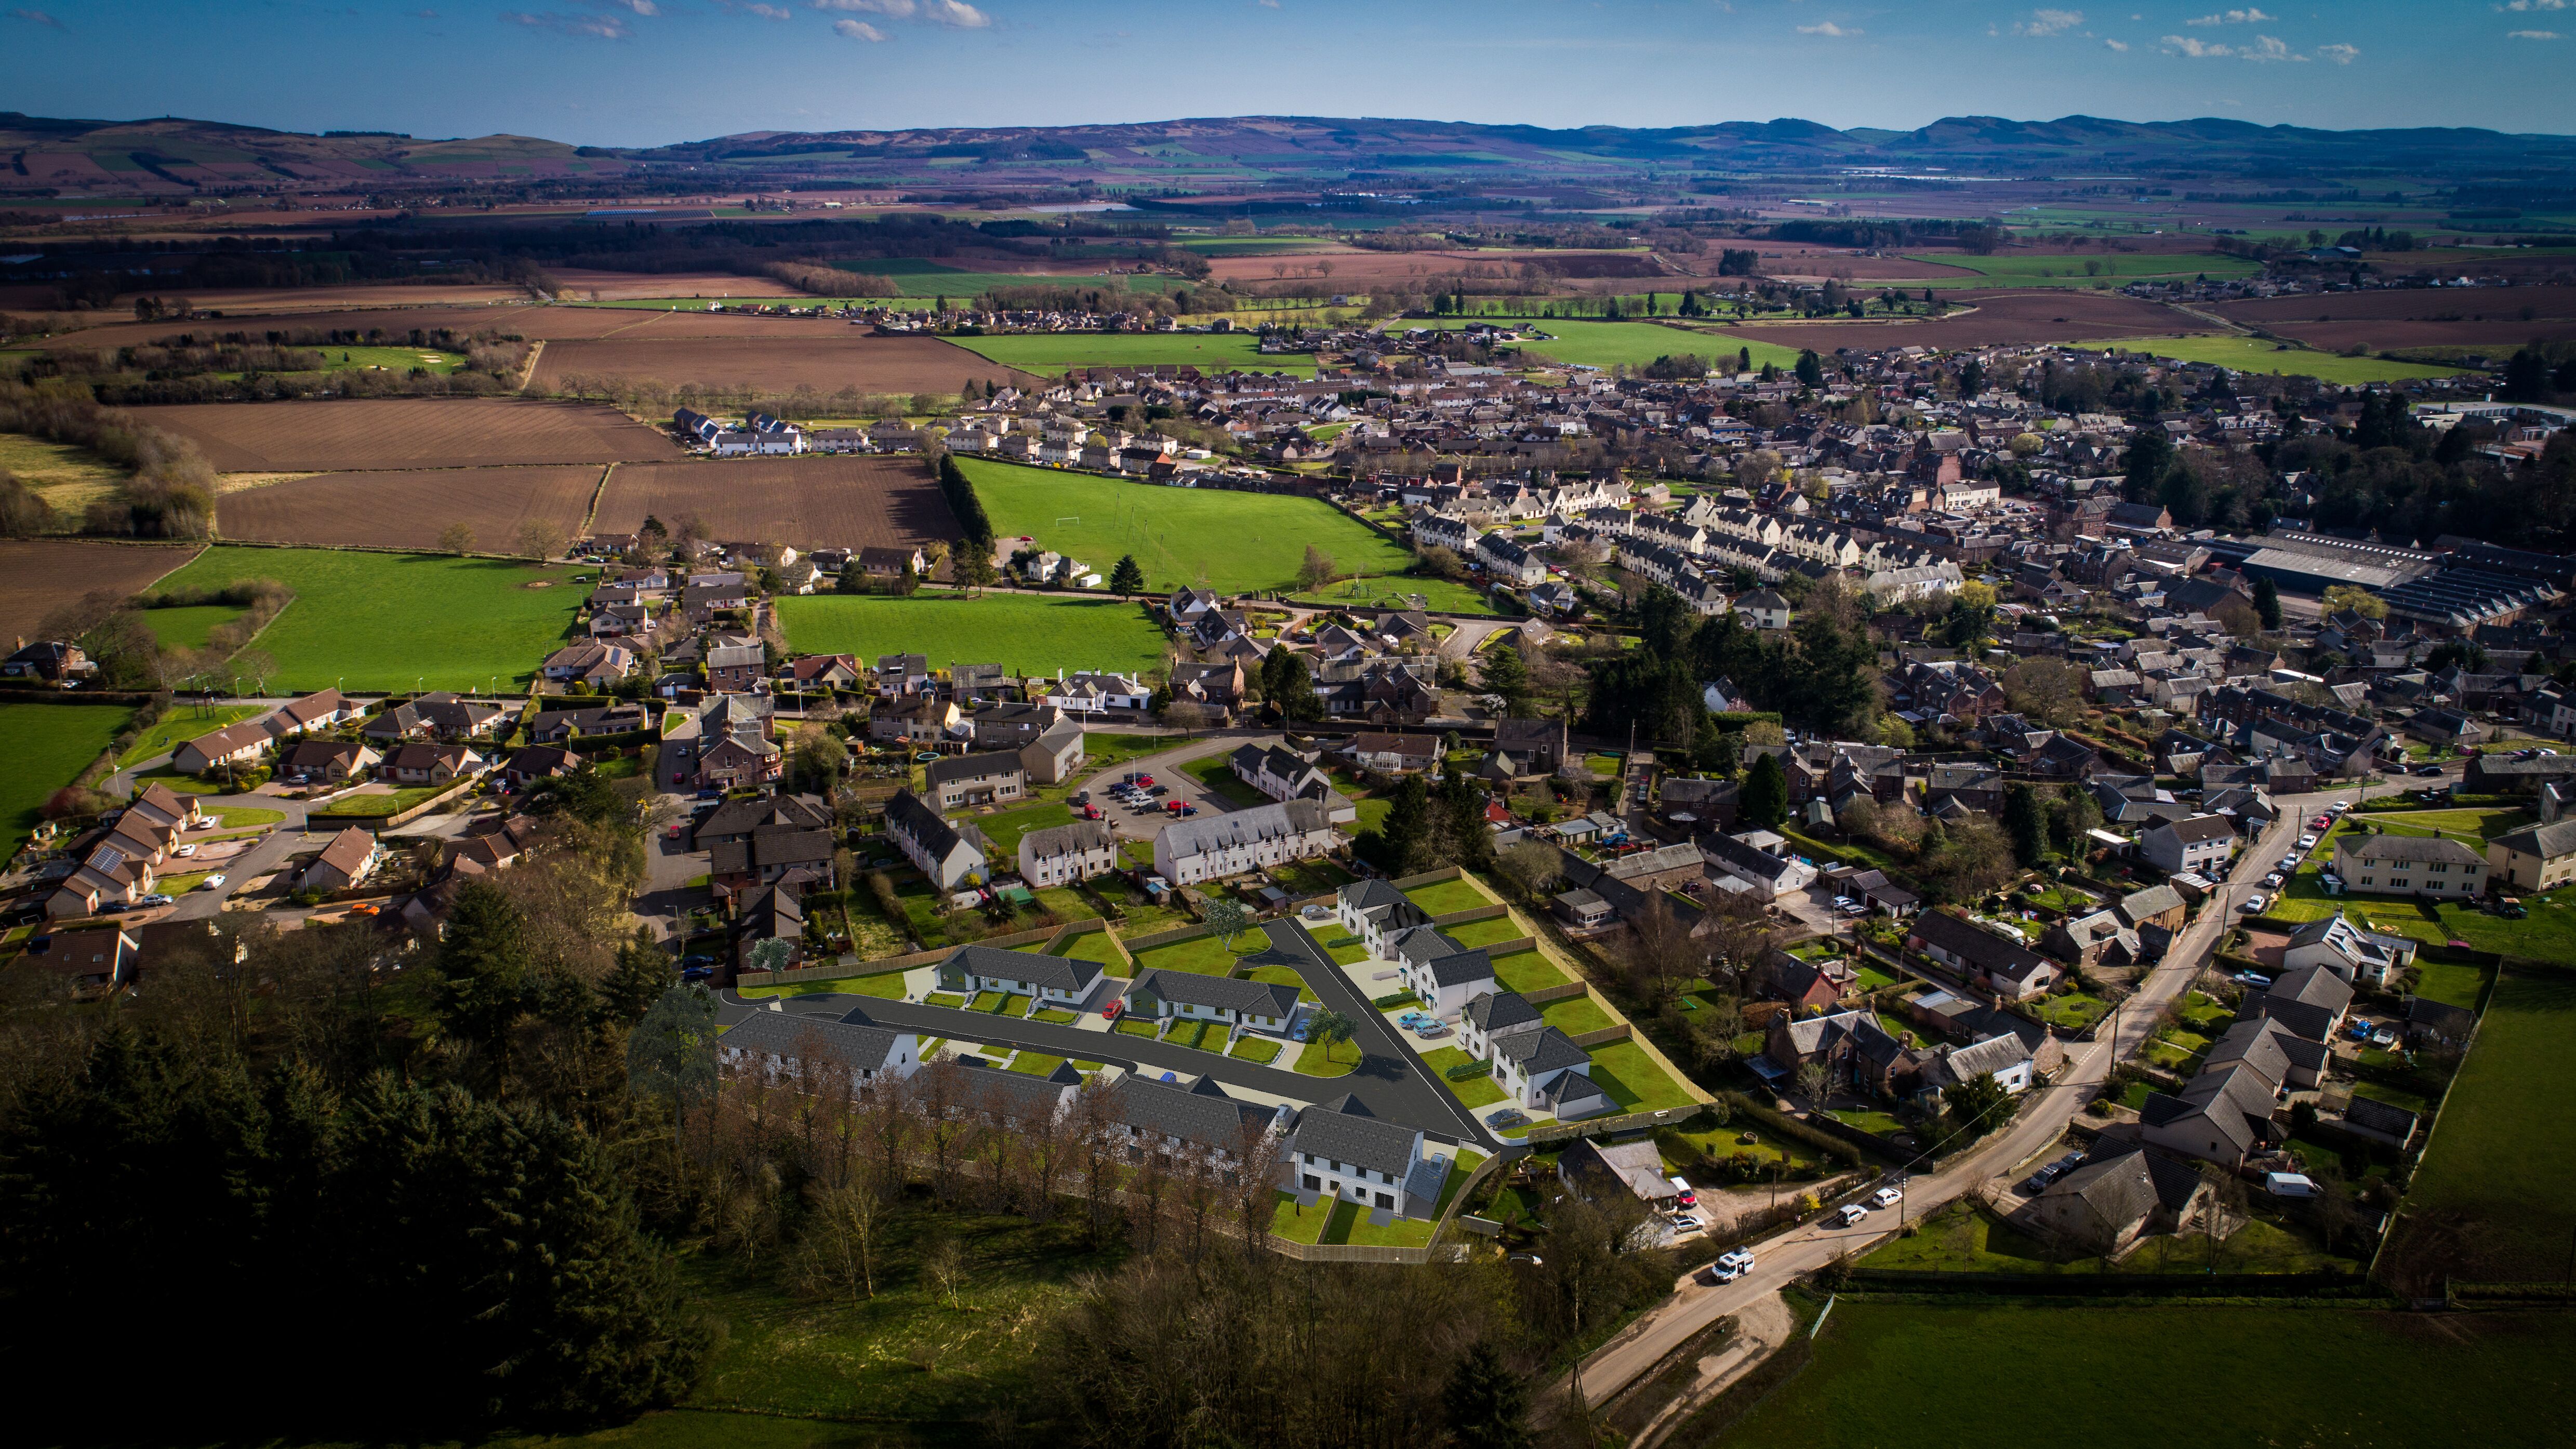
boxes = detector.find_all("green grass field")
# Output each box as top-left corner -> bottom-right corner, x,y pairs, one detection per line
0,703 -> 132,856
156,546 -> 585,692
945,330 -> 1313,376
775,592 -> 1166,675
138,604 -> 250,652
959,457 -> 1416,594
2388,964 -> 2576,1286
302,344 -> 464,376
1401,317 -> 1801,372
835,257 -> 1179,300
1898,249 -> 2263,289
1712,1301 -> 2576,1448
116,702 -> 264,767
2077,333 -> 2465,383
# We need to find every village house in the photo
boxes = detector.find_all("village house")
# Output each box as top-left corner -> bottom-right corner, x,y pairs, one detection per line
1019,820 -> 1119,887
1127,968 -> 1301,1037
1152,800 -> 1338,886
1287,1095 -> 1446,1216
1907,911 -> 2060,1000
380,742 -> 482,786
938,942 -> 1106,1008
2329,833 -> 2490,899
300,828 -> 382,894
884,790 -> 989,891
1336,878 -> 1432,956
2138,814 -> 2238,876
1385,924 -> 1498,1020
924,752 -> 1028,809
717,1012 -> 921,1088
26,924 -> 137,996
1019,717 -> 1088,786
280,738 -> 378,783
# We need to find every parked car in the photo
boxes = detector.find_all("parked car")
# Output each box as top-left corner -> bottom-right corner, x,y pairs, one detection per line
1836,1203 -> 1870,1227
679,966 -> 713,983
1870,1186 -> 1903,1209
1489,1108 -> 1530,1129
172,842 -> 198,858
1101,999 -> 1125,1022
1670,1178 -> 1697,1209
680,954 -> 716,969
2240,894 -> 2267,913
2021,1165 -> 2063,1194
2372,1027 -> 2400,1048
2235,970 -> 2274,989
2263,872 -> 2284,888
2297,834 -> 2318,849
140,893 -> 174,907
1416,1020 -> 1450,1038
1667,1213 -> 1703,1233
200,874 -> 226,890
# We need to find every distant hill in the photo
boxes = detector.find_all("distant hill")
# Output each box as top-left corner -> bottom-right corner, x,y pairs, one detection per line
7,109 -> 2573,197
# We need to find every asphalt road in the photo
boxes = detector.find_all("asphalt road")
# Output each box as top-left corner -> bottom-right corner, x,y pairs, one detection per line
717,919 -> 1500,1147
1560,772 -> 2433,1408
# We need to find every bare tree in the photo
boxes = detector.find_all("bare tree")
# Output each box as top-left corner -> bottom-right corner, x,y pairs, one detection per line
515,517 -> 568,562
1073,1081 -> 1124,1245
789,1175 -> 889,1302
914,1059 -> 974,1203
1623,893 -> 1705,1007
437,521 -> 476,555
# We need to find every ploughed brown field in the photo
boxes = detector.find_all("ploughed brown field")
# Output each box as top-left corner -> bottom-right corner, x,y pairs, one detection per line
1718,288 -> 2186,351
133,398 -> 683,472
216,465 -> 604,552
106,283 -> 535,313
0,539 -> 204,643
545,269 -> 804,301
530,334 -> 1040,395
590,455 -> 957,549
2210,284 -> 2576,350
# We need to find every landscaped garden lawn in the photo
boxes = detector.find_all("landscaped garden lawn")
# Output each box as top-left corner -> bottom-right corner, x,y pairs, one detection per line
739,970 -> 908,1001
1061,929 -> 1129,971
1293,1036 -> 1359,1076
1714,1300 -> 2575,1448
958,457 -> 1414,594
776,591 -> 1165,676
2347,806 -> 2530,850
1420,1046 -> 1506,1109
2077,333 -> 2465,384
310,784 -> 449,818
1322,936 -> 1372,966
138,604 -> 248,653
1230,1036 -> 1282,1064
1286,574 -> 1499,616
1269,1192 -> 1333,1245
1241,964 -> 1317,1003
1112,1016 -> 1163,1039
157,546 -> 586,692
1538,994 -> 1614,1036
1323,1150 -> 1487,1249
1493,949 -> 1571,995
1348,796 -> 1391,836
1032,885 -> 1097,923
1583,1039 -> 1696,1114
1129,933 -> 1245,977
1664,1121 -> 1815,1170
1401,878 -> 1490,916
207,804 -> 283,829
1268,856 -> 1356,897
947,330 -> 1315,377
2412,959 -> 2487,1009
1181,755 -> 1263,807
2029,992 -> 2110,1030
2387,964 -> 2576,1285
1828,1106 -> 1906,1137
1861,1201 -> 2352,1275
0,704 -> 131,854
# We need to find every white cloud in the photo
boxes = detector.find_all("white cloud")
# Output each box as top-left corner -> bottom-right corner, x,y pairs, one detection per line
9,6 -> 66,26
715,1 -> 792,17
2103,36 -> 2128,49
2012,8 -> 2083,36
922,0 -> 989,25
815,0 -> 913,14
2509,27 -> 2561,36
2185,7 -> 2272,23
501,9 -> 630,37
1797,20 -> 1861,36
832,16 -> 889,38
2162,31 -> 2298,60
1257,0 -> 1280,7
2502,1 -> 2571,10
588,0 -> 656,14
2316,41 -> 2358,62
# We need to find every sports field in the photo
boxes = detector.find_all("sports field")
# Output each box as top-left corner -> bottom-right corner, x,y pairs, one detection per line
1405,318 -> 1801,372
2075,333 -> 2465,383
958,457 -> 1416,594
2385,964 -> 2576,1287
157,546 -> 586,692
1713,1300 -> 2574,1447
1899,250 -> 2262,289
944,331 -> 1311,376
2,703 -> 132,856
775,592 -> 1166,675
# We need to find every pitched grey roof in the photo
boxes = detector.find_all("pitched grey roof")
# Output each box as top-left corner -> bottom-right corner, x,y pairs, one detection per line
2116,884 -> 2185,925
1387,924 -> 1495,986
885,789 -> 976,862
1021,819 -> 1116,860
2335,833 -> 2485,865
720,1011 -> 907,1072
1464,990 -> 1544,1036
1944,1032 -> 2034,1081
925,751 -> 1026,788
1497,1023 -> 1591,1074
946,942 -> 1103,994
1157,799 -> 1332,858
2491,818 -> 2576,861
1117,1074 -> 1277,1150
1289,1098 -> 1421,1177
1132,967 -> 1299,1019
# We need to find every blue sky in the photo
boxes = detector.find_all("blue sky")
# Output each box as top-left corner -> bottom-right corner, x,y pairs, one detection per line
2,2 -> 2566,145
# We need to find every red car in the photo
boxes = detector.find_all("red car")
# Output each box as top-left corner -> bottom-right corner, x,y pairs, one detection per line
1101,999 -> 1124,1022
1080,804 -> 1103,820
1135,774 -> 1154,787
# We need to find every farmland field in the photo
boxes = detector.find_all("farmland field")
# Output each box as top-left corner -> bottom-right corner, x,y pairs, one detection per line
139,604 -> 249,652
1719,287 -> 2189,353
1,703 -> 132,856
945,331 -> 1311,377
532,334 -> 1037,395
1401,317 -> 1802,371
1898,250 -> 2261,289
2210,283 -> 2576,354
775,592 -> 1165,675
157,545 -> 585,692
131,398 -> 682,472
591,455 -> 958,550
832,257 -> 1121,298
959,457 -> 1413,593
0,431 -> 125,515
2075,334 -> 2465,383
2382,964 -> 2576,1291
1710,1300 -> 2574,1448
217,464 -> 603,551
0,539 -> 202,646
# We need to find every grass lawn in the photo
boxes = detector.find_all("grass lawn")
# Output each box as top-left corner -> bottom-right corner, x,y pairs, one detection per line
776,591 -> 1165,676
739,970 -> 908,1000
1439,914 -> 1528,949
121,703 -> 268,768
2029,993 -> 2111,1030
923,992 -> 966,1008
1326,1150 -> 1486,1249
971,800 -> 1073,854
1664,1121 -> 1816,1171
1269,1191 -> 1332,1244
310,784 -> 449,818
1714,1300 -> 2575,1448
1129,933 -> 1243,977
1402,317 -> 1801,371
157,546 -> 585,692
1285,574 -> 1500,616
1293,1036 -> 1359,1077
1421,1045 -> 1507,1109
1539,993 -> 1614,1036
1241,963 -> 1318,1003
1584,1039 -> 1696,1114
958,457 -> 1414,595
138,604 -> 249,653
1181,754 -> 1263,807
1863,1200 -> 2351,1275
2077,333 -> 2465,383
1112,1016 -> 1163,1039
1401,877 -> 1490,916
1269,856 -> 1356,897
1,703 -> 134,856
1494,949 -> 1571,995
1061,929 -> 1128,969
1906,249 -> 2261,287
1230,1036 -> 1282,1064
2388,964 -> 2576,1286
208,804 -> 284,828
2413,959 -> 2487,1009
946,330 -> 1314,376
